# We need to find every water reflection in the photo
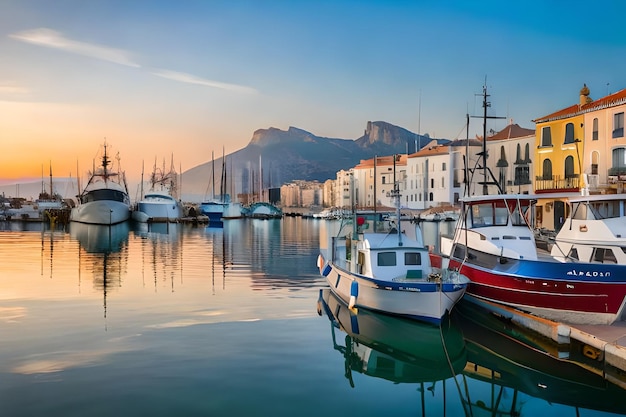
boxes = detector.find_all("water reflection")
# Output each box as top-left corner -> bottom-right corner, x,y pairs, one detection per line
69,222 -> 130,323
318,288 -> 467,415
319,286 -> 626,416
455,301 -> 626,415
134,222 -> 183,293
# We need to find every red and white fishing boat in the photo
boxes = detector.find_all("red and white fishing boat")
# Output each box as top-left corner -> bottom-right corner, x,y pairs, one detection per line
432,192 -> 626,325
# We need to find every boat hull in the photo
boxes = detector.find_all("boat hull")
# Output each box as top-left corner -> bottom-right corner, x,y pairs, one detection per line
322,258 -> 466,324
70,200 -> 131,225
136,197 -> 182,222
200,201 -> 226,223
431,251 -> 626,325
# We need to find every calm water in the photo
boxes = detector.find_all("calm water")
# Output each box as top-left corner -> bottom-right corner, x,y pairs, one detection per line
1,217 -> 625,416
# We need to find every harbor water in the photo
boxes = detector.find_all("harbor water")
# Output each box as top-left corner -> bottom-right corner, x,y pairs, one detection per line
1,217 -> 625,416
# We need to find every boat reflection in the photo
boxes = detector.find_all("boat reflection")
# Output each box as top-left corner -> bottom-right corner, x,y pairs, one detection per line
317,288 -> 466,389
319,289 -> 626,416
69,222 -> 130,322
455,300 -> 626,415
70,221 -> 130,253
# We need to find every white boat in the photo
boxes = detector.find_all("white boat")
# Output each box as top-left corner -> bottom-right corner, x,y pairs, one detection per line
70,142 -> 131,225
317,183 -> 468,324
550,193 -> 626,264
134,158 -> 183,223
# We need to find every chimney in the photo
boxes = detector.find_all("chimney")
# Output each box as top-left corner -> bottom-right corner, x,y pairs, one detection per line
580,84 -> 591,106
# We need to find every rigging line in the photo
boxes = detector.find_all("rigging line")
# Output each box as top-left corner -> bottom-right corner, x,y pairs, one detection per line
439,322 -> 472,417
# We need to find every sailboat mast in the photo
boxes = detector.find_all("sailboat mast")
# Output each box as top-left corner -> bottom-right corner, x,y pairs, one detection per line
393,154 -> 402,247
373,156 -> 377,233
211,151 -> 215,199
49,163 -> 53,197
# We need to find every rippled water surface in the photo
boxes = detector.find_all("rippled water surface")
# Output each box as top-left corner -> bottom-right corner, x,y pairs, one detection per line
1,218 -> 625,416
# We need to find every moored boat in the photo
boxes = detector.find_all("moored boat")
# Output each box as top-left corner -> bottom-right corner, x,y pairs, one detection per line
134,158 -> 183,223
70,142 -> 131,225
433,192 -> 626,325
318,181 -> 468,324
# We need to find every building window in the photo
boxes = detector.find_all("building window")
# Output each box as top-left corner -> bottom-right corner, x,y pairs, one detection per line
564,155 -> 576,178
611,148 -> 626,175
564,123 -> 575,144
382,176 -> 386,184
541,126 -> 552,147
542,159 -> 553,180
496,146 -> 508,167
441,177 -> 445,188
430,178 -> 434,189
514,166 -> 530,185
515,144 -> 522,164
613,112 -> 624,138
525,143 -> 531,163
442,162 -> 446,171
592,118 -> 599,140
429,192 -> 434,201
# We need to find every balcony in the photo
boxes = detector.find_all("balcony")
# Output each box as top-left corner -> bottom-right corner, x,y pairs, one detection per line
534,175 -> 579,192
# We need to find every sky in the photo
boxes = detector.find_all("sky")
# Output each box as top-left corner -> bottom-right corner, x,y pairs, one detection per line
2,0 -> 626,188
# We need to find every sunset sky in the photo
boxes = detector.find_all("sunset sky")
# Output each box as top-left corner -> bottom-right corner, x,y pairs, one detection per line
2,0 -> 625,187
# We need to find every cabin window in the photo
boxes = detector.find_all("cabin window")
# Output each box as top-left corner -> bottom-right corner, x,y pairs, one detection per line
568,248 -> 579,261
404,252 -> 422,266
590,200 -> 621,219
378,252 -> 397,266
593,248 -> 617,264
471,203 -> 495,227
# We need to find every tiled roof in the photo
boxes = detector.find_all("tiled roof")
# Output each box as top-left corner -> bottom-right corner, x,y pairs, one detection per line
354,154 -> 407,169
533,87 -> 626,123
487,123 -> 535,140
533,104 -> 580,123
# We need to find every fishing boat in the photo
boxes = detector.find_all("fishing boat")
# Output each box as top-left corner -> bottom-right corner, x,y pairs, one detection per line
317,173 -> 468,324
134,158 -> 183,223
317,288 -> 466,387
433,190 -> 626,325
70,142 -> 131,225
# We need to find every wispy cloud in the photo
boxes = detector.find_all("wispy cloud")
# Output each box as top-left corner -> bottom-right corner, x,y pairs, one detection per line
9,28 -> 257,95
10,28 -> 140,68
152,69 -> 258,94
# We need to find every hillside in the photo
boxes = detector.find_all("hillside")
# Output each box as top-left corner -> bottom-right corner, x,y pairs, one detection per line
182,121 -> 431,200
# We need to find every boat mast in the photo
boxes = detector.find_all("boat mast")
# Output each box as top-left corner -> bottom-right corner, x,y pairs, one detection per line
373,155 -> 377,233
49,163 -> 53,198
470,80 -> 505,195
393,154 -> 402,247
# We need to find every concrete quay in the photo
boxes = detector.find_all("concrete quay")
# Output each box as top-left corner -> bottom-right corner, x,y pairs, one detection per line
467,297 -> 626,389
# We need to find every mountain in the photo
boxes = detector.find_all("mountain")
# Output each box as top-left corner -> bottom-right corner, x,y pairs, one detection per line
181,121 -> 432,201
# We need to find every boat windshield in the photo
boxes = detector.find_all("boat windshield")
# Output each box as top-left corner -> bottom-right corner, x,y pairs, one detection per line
470,199 -> 531,228
577,200 -> 624,220
82,189 -> 128,204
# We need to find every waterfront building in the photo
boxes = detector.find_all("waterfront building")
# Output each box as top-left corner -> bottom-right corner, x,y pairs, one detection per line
352,155 -> 407,210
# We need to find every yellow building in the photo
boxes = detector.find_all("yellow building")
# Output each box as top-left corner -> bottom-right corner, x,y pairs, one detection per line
532,84 -> 626,231
532,85 -> 589,231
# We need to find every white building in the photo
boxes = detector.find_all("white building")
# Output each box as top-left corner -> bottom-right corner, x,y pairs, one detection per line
352,155 -> 407,209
